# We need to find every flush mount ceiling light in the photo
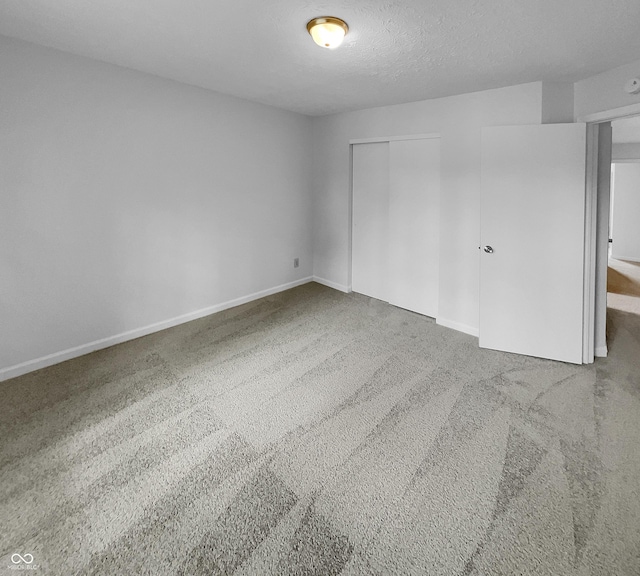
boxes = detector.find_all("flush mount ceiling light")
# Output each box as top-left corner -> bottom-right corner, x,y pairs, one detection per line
306,17 -> 349,49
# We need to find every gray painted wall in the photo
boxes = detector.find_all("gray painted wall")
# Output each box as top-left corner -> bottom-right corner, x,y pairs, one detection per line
0,36 -> 313,377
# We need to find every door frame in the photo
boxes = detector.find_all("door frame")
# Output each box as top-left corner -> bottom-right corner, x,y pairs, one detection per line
579,102 -> 640,362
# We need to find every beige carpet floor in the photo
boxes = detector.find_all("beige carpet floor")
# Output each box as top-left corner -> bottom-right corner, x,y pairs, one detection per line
1,282 -> 639,575
608,257 -> 640,316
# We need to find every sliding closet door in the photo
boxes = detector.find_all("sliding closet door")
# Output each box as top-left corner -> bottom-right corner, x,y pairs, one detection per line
388,138 -> 440,317
352,142 -> 389,301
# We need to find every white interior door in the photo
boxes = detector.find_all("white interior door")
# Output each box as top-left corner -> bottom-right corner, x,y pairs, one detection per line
352,142 -> 389,301
388,138 -> 440,317
480,124 -> 587,364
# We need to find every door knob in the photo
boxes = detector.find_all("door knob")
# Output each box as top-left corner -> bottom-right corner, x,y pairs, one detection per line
484,246 -> 494,253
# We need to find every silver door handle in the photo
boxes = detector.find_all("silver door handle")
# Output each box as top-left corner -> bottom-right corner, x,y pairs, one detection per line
484,246 -> 494,253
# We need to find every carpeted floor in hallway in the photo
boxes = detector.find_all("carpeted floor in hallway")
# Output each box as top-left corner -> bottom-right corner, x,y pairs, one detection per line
608,257 -> 640,315
1,282 -> 639,575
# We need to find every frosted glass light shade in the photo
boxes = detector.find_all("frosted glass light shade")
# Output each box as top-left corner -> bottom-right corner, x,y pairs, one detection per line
307,17 -> 349,49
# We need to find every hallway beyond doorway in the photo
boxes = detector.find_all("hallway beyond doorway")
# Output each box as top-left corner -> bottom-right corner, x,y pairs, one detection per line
608,258 -> 640,315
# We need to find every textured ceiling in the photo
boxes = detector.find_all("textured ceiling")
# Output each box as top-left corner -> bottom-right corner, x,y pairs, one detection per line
612,116 -> 640,144
1,0 -> 640,116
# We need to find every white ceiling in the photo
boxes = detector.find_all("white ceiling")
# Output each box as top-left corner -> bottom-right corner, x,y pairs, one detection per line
1,0 -> 640,116
612,116 -> 640,144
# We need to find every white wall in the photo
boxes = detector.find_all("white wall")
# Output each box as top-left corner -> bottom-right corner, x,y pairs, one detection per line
541,82 -> 574,124
0,36 -> 313,378
611,162 -> 640,261
311,82 -> 543,335
574,58 -> 640,119
612,143 -> 640,161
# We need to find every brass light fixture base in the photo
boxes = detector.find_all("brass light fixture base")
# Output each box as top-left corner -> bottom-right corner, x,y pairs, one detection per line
306,17 -> 349,49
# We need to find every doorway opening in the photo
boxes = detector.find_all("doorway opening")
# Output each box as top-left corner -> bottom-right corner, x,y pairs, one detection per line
583,105 -> 640,360
607,119 -> 640,317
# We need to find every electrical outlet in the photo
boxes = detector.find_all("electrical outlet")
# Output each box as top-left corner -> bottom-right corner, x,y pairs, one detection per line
293,258 -> 299,268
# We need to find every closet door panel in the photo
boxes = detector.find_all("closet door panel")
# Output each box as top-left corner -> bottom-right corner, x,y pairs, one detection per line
388,138 -> 440,317
352,142 -> 389,301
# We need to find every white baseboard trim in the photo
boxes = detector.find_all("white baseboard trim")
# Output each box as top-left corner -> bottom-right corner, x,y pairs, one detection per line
611,255 -> 640,263
0,276 -> 313,383
436,317 -> 480,338
312,276 -> 351,293
595,345 -> 608,358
